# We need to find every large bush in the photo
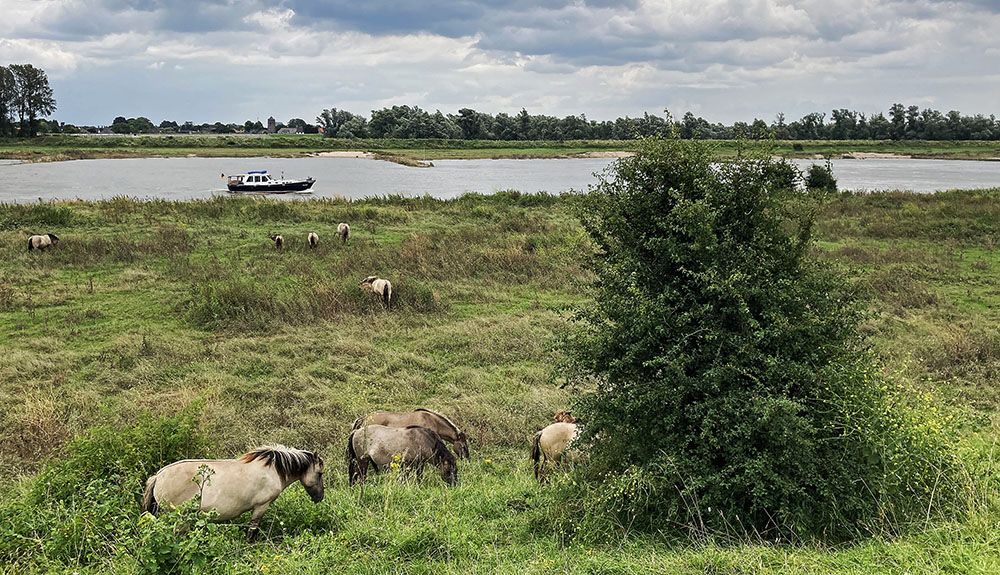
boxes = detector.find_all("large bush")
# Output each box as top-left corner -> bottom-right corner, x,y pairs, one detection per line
0,412 -> 207,566
564,138 -> 961,541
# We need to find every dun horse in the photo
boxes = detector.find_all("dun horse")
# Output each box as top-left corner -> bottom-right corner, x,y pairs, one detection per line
27,233 -> 60,251
359,276 -> 392,308
352,408 -> 469,459
142,445 -> 324,538
346,425 -> 458,486
531,422 -> 580,481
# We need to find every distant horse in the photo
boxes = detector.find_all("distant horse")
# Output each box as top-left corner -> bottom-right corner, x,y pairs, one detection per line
337,223 -> 350,244
308,232 -> 319,249
352,408 -> 470,459
360,276 -> 392,308
142,445 -> 324,538
347,425 -> 457,486
531,422 -> 580,481
270,234 -> 284,249
27,233 -> 60,251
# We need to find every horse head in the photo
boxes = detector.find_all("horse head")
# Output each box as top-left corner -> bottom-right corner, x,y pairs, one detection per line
432,440 -> 458,486
455,432 -> 470,460
300,453 -> 325,503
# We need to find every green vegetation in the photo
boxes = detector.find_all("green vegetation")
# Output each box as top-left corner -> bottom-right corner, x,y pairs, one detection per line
2,134 -> 999,163
0,187 -> 998,572
564,141 -> 959,541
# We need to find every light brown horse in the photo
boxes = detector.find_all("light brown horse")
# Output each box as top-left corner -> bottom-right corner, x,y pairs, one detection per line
530,422 -> 580,481
352,408 -> 469,459
142,445 -> 324,538
347,425 -> 457,486
27,233 -> 59,251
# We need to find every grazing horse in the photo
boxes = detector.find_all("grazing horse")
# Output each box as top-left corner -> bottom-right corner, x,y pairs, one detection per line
270,234 -> 284,249
308,232 -> 319,248
27,233 -> 60,251
142,445 -> 324,538
360,276 -> 392,308
347,425 -> 457,486
531,422 -> 580,481
337,222 -> 350,244
352,408 -> 470,459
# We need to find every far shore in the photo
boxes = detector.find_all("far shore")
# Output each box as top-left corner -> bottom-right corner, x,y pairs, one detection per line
1,137 -> 999,165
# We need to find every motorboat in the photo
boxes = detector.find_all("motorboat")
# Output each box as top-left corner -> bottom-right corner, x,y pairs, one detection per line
225,170 -> 315,193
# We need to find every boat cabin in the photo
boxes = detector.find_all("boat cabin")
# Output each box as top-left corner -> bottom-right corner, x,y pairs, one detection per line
228,170 -> 273,185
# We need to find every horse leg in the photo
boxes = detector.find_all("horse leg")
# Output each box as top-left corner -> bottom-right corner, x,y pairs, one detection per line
246,502 -> 272,541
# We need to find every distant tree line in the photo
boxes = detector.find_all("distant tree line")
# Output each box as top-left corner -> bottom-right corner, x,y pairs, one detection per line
312,105 -> 1000,141
0,64 -> 56,137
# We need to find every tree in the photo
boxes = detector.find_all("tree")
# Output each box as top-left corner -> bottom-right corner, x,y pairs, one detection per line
316,108 -> 364,138
0,66 -> 16,137
9,64 -> 56,137
565,138 -> 960,540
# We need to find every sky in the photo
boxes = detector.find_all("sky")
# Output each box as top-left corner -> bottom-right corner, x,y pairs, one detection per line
1,0 -> 998,126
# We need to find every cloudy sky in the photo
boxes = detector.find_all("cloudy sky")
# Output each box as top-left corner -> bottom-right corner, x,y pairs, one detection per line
1,0 -> 997,126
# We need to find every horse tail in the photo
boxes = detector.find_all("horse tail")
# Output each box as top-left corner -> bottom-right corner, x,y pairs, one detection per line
27,237 -> 34,251
531,431 -> 543,481
141,475 -> 159,515
346,430 -> 360,485
383,283 -> 391,309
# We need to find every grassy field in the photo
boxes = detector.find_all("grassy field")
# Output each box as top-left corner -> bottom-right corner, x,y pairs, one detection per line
0,189 -> 998,573
2,134 -> 999,163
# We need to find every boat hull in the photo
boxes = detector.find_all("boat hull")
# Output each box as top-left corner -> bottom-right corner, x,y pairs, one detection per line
227,179 -> 315,193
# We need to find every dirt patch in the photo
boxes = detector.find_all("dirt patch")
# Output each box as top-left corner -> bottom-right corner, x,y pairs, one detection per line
572,151 -> 635,158
840,152 -> 912,160
311,151 -> 375,159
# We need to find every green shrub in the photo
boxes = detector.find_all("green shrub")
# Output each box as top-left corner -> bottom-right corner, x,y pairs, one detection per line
0,203 -> 75,230
563,138 -> 962,541
0,413 -> 207,566
33,411 -> 206,503
805,161 -> 838,192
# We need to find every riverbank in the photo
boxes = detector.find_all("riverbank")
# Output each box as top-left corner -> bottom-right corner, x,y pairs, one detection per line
0,190 -> 997,573
1,135 -> 998,164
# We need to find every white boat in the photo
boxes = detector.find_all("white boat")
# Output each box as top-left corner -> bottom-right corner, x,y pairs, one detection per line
225,170 -> 315,193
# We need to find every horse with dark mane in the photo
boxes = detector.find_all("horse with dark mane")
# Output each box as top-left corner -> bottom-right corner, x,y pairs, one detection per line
530,422 -> 580,482
142,445 -> 324,538
346,425 -> 458,486
352,408 -> 469,459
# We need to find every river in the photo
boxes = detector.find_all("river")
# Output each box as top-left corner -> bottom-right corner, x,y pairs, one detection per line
0,157 -> 998,203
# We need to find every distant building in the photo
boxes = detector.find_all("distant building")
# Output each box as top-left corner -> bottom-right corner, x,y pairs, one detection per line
267,116 -> 276,134
277,127 -> 302,134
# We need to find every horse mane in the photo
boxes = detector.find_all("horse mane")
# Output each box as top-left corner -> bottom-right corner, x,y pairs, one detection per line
241,445 -> 318,479
415,408 -> 462,437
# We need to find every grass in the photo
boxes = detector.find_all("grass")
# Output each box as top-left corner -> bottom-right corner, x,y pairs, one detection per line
0,189 -> 998,573
1,135 -> 999,163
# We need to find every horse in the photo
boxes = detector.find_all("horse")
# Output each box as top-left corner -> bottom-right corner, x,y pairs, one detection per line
142,445 -> 324,538
269,234 -> 284,249
352,408 -> 470,459
337,223 -> 350,244
27,233 -> 60,251
359,276 -> 392,308
346,425 -> 457,486
308,232 -> 319,249
530,422 -> 580,481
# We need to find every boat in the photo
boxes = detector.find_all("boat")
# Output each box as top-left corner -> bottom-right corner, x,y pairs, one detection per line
225,170 -> 315,193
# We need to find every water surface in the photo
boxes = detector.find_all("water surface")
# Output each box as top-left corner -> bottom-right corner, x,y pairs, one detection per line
0,157 -> 997,203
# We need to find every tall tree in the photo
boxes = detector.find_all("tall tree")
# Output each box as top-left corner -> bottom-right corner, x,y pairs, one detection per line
9,64 -> 56,137
0,66 -> 15,137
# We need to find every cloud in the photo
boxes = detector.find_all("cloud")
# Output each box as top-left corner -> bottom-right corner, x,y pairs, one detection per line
0,0 -> 996,124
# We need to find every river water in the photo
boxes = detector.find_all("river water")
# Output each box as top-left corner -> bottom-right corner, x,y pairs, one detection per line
0,157 -> 998,203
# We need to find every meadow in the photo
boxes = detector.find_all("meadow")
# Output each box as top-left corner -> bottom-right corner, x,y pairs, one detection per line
1,134 -> 999,163
0,188 -> 998,573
